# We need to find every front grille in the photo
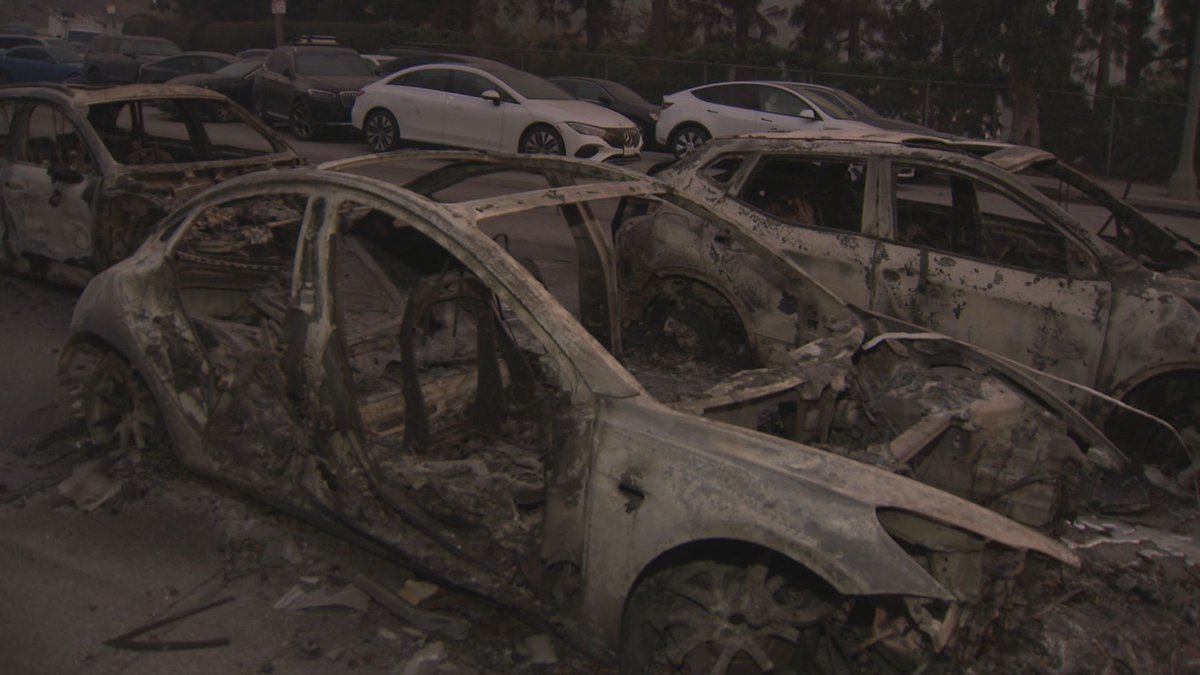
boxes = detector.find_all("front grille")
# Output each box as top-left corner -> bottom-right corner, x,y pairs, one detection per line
339,91 -> 359,107
601,127 -> 641,149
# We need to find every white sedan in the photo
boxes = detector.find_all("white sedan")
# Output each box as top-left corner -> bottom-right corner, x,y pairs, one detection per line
352,62 -> 642,162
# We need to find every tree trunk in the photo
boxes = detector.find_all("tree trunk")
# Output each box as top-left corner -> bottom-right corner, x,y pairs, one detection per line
1096,0 -> 1114,95
585,0 -> 608,51
650,0 -> 670,54
1124,0 -> 1155,87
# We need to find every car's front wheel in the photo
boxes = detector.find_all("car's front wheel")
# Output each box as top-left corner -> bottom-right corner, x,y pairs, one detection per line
364,108 -> 400,152
621,559 -> 836,674
84,351 -> 163,456
519,124 -> 565,155
290,102 -> 317,141
669,124 -> 711,159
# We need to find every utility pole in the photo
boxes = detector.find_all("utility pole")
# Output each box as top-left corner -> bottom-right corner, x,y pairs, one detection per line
1168,0 -> 1200,200
271,0 -> 286,47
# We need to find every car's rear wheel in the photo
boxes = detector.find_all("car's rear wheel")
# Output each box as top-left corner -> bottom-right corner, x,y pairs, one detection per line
1104,371 -> 1200,471
519,124 -> 565,155
84,351 -> 163,456
364,108 -> 400,152
669,124 -> 711,160
290,102 -> 317,141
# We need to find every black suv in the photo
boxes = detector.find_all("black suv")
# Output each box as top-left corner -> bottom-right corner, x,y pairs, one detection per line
252,44 -> 377,140
83,34 -> 180,83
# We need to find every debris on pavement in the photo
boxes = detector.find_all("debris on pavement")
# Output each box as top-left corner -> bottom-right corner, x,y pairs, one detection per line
57,458 -> 122,512
399,579 -> 440,607
103,595 -> 234,652
354,574 -> 471,642
398,641 -> 446,675
273,580 -> 370,613
518,634 -> 558,666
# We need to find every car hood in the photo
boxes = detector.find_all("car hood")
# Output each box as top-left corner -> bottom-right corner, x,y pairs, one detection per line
301,74 -> 378,92
526,99 -> 637,128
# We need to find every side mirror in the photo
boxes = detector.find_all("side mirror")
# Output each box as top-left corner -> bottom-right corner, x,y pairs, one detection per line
481,89 -> 502,106
597,94 -> 614,106
799,109 -> 818,121
48,164 -> 84,185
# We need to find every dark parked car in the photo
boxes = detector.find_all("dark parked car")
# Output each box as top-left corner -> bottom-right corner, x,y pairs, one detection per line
0,34 -> 81,55
236,48 -> 271,59
0,45 -> 82,83
167,57 -> 264,113
136,51 -> 237,83
252,44 -> 377,140
548,75 -> 661,149
373,47 -> 503,75
83,35 -> 180,84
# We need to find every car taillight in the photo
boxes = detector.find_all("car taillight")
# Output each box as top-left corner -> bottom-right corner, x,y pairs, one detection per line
660,101 -> 673,110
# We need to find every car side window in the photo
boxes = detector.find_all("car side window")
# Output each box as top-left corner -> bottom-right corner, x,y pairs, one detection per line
17,103 -> 97,174
0,101 -> 13,157
448,71 -> 496,97
264,49 -> 289,73
573,81 -> 605,102
699,155 -> 744,186
891,164 -> 1091,276
391,69 -> 450,91
694,84 -> 758,110
739,157 -> 865,232
9,47 -> 48,61
760,88 -> 813,117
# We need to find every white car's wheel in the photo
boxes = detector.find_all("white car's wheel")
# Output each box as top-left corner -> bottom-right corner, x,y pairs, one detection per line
364,109 -> 400,152
669,124 -> 711,160
519,125 -> 565,155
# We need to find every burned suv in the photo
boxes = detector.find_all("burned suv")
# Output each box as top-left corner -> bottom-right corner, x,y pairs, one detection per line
64,151 -> 1115,673
251,44 -> 377,140
0,83 -> 302,287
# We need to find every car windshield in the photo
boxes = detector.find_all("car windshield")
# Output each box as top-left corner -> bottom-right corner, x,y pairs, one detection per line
792,86 -> 880,120
295,51 -> 375,76
135,39 -> 180,57
215,58 -> 263,78
602,80 -> 651,106
490,68 -> 572,100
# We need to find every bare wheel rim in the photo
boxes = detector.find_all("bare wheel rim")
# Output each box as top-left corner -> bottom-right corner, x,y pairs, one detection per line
673,127 -> 709,158
290,104 -> 314,139
522,128 -> 562,155
84,353 -> 161,455
647,562 -> 833,674
365,111 -> 397,152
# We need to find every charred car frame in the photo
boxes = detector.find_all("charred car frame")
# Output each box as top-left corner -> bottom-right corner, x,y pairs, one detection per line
62,151 -> 1108,672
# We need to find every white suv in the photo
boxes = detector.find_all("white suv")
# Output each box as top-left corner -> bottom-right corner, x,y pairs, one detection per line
656,81 -> 939,158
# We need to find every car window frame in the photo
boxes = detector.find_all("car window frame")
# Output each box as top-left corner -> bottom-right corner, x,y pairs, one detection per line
880,157 -> 1105,279
734,152 -> 869,234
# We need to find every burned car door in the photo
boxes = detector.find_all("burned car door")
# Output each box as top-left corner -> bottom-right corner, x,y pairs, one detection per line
733,154 -> 878,307
0,100 -> 101,276
873,160 -> 1111,400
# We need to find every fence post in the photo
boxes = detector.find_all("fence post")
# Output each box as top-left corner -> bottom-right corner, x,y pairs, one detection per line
922,80 -> 931,128
703,62 -> 709,84
1105,95 -> 1116,175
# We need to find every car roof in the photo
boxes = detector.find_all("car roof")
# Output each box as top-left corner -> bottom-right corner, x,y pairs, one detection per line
0,82 -> 229,104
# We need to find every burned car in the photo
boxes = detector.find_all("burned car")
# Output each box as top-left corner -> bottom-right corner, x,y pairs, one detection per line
0,83 -> 302,287
643,130 -> 1200,473
63,152 -> 1105,672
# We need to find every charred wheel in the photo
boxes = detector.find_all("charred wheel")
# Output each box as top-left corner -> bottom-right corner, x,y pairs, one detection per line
84,351 -> 163,455
621,559 -> 838,674
1105,371 -> 1200,471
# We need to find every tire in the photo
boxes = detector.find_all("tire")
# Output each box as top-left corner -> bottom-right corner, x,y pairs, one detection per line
84,351 -> 164,456
289,101 -> 317,141
1104,372 -> 1200,470
518,124 -> 565,155
669,124 -> 711,160
620,559 -> 837,674
364,108 -> 400,152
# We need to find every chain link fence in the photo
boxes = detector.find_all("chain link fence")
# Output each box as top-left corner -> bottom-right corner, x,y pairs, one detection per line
409,42 -> 1188,181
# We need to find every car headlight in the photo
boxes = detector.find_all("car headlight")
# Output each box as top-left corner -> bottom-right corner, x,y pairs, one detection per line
566,122 -> 606,137
307,88 -> 337,101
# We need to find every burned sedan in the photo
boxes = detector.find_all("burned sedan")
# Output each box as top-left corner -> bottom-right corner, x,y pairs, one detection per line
645,130 -> 1200,475
0,83 -> 302,287
64,152 -> 1096,672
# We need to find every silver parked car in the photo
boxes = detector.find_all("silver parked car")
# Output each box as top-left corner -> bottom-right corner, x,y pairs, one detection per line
633,130 -> 1200,474
63,151 -> 1091,673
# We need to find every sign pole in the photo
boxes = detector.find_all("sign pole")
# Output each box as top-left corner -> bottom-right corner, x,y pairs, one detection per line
271,0 -> 286,47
